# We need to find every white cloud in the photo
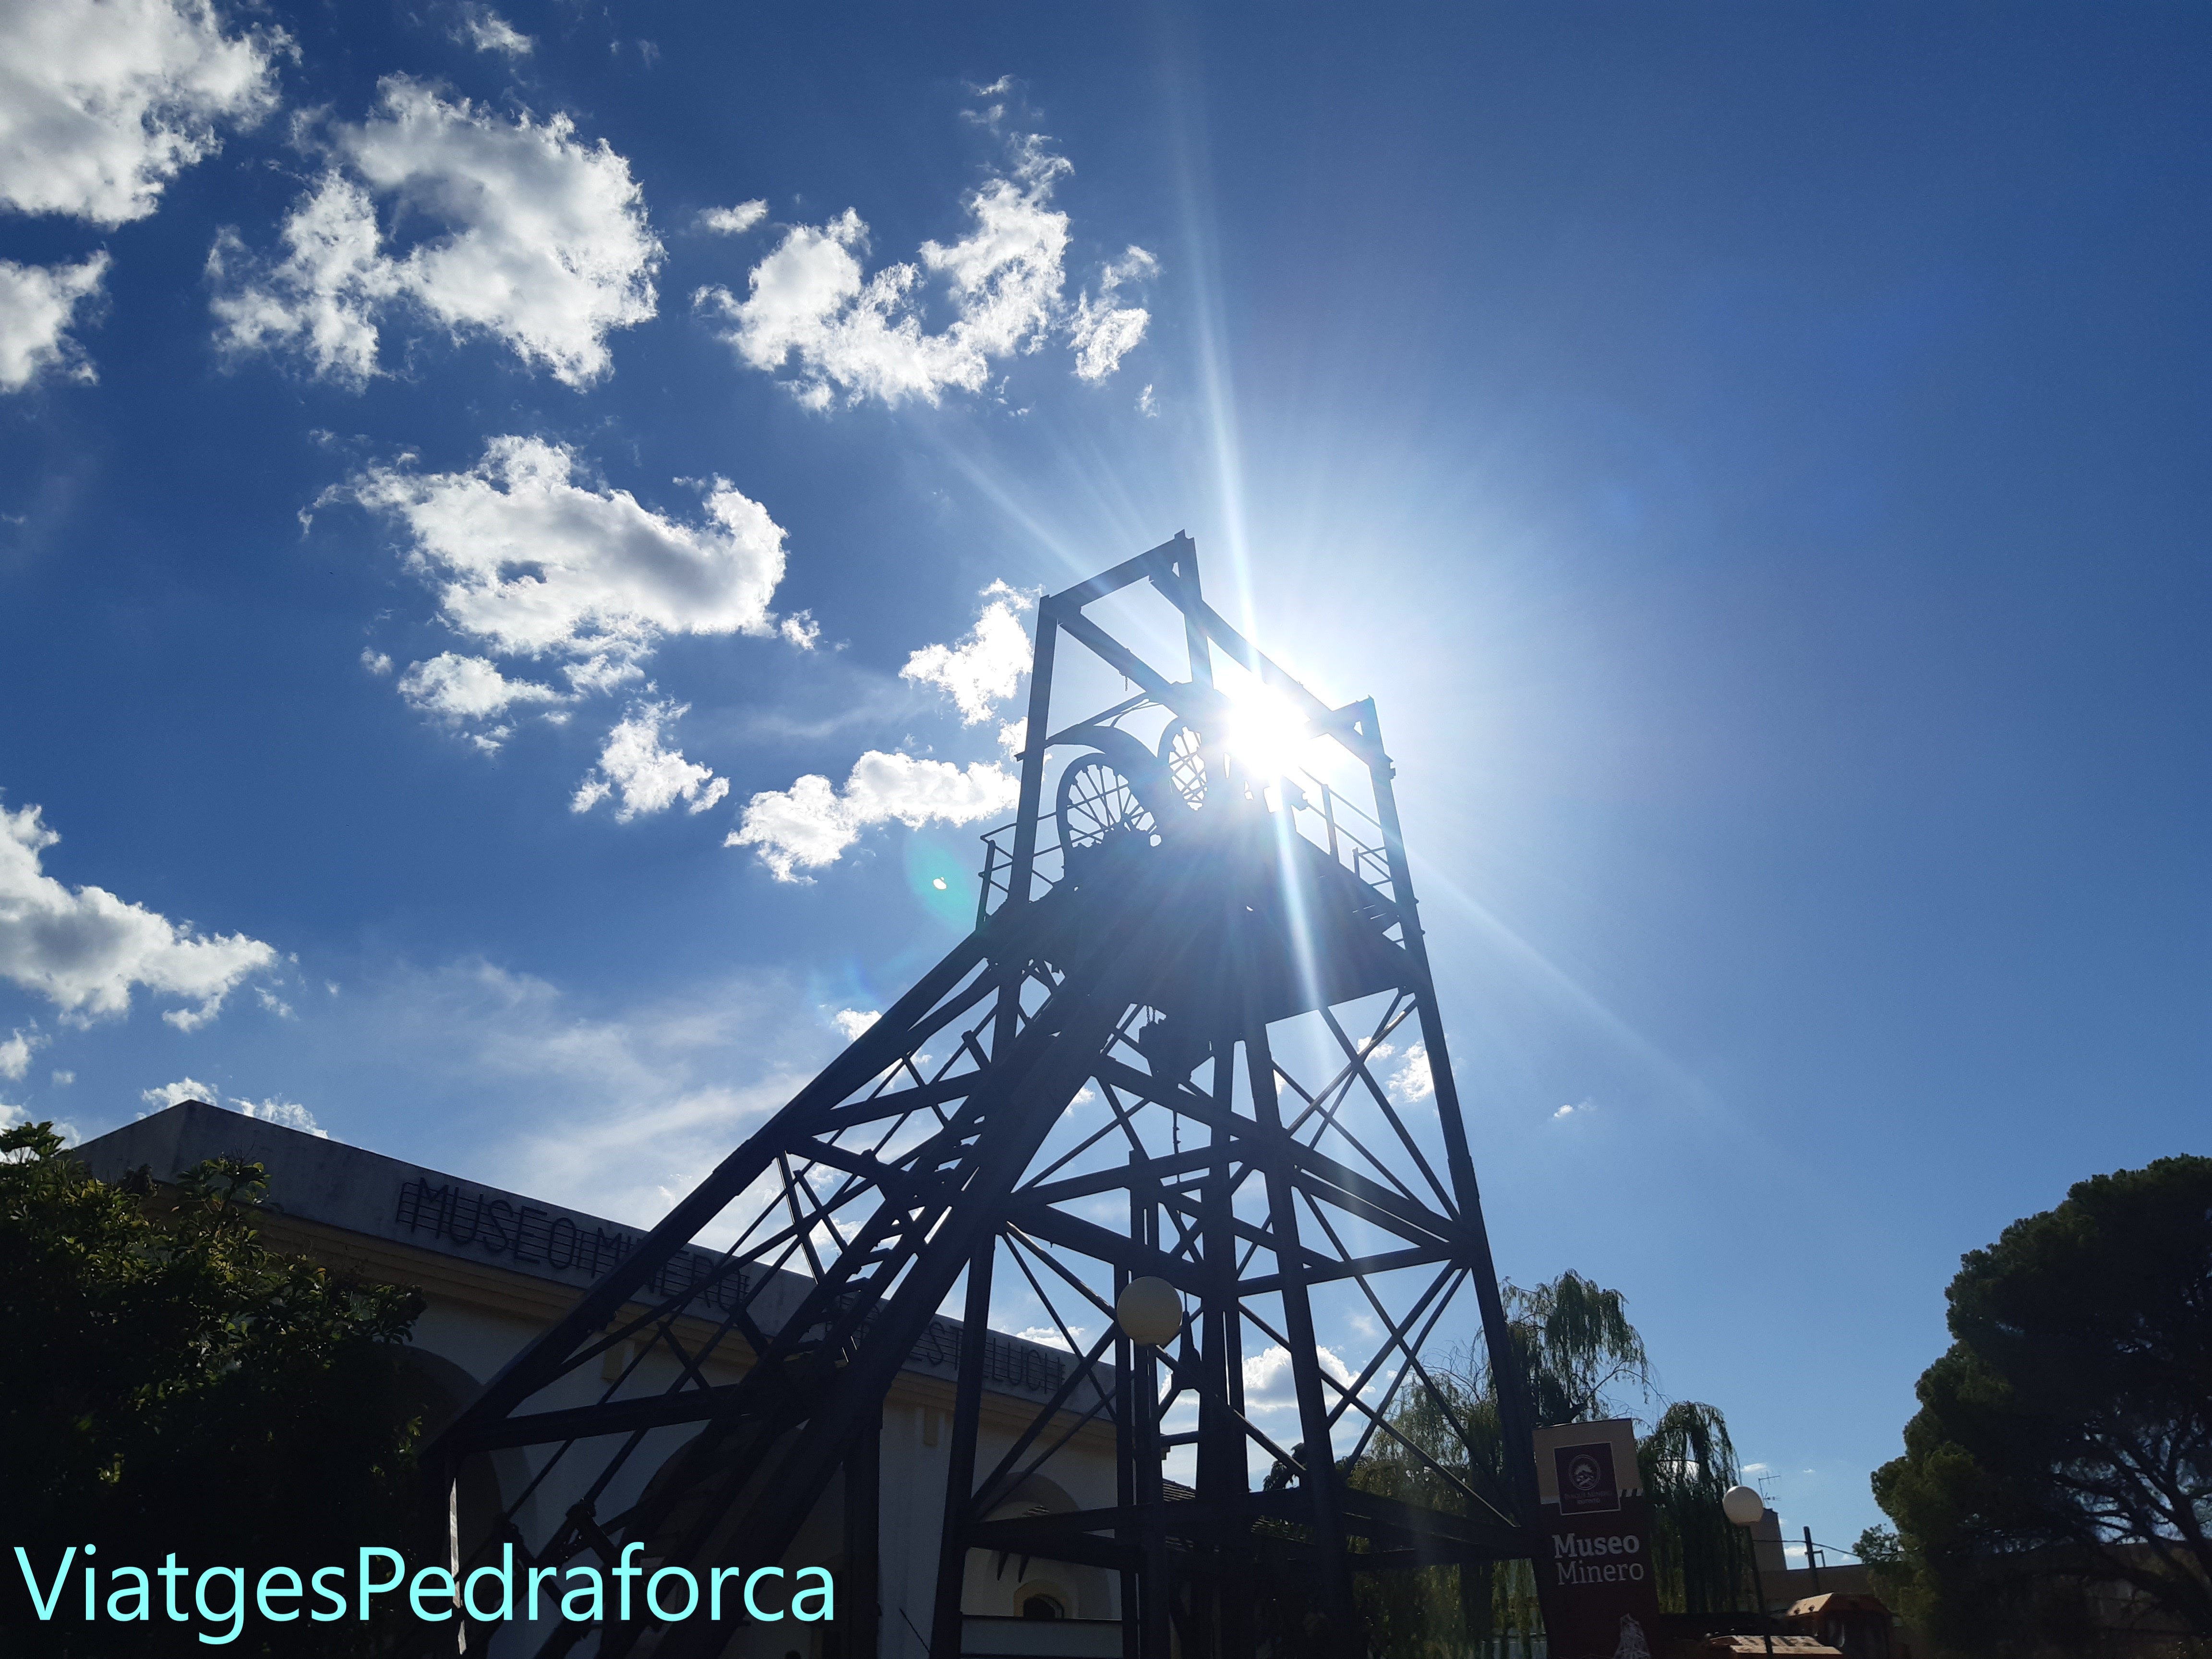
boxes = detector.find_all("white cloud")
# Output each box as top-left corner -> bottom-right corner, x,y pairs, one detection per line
728,751 -> 1020,882
51,1070 -> 74,1086
1553,1099 -> 1592,1120
254,986 -> 293,1019
1242,1343 -> 1359,1409
398,651 -> 563,724
140,1076 -> 325,1136
457,5 -> 531,57
351,439 -> 799,763
360,648 -> 393,675
1069,245 -> 1156,381
320,956 -> 822,1229
1388,1041 -> 1433,1105
142,1076 -> 217,1109
695,208 -> 958,409
924,138 -> 1070,354
572,700 -> 729,821
1014,1324 -> 1087,1350
901,581 -> 1032,723
562,653 -> 645,696
237,1097 -> 324,1136
831,1008 -> 879,1042
2,799 -> 276,1029
696,130 -> 1152,407
350,436 -> 789,660
206,176 -> 392,385
0,1028 -> 41,1080
698,199 -> 766,235
0,254 -> 110,392
0,0 -> 283,227
210,77 -> 659,387
997,719 -> 1026,756
1136,383 -> 1156,417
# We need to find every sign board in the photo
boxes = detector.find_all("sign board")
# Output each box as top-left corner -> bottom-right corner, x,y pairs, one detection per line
1532,1419 -> 1662,1659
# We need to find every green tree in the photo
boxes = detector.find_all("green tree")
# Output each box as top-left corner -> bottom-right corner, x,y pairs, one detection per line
1494,1270 -> 1656,1428
1341,1271 -> 1751,1651
1640,1400 -> 1755,1618
1,1119 -> 427,1655
1337,1367 -> 1512,1654
1872,1154 -> 2212,1655
1851,1525 -> 1916,1614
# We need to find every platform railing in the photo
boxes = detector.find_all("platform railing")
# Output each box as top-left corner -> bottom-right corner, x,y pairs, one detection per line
974,756 -> 1402,927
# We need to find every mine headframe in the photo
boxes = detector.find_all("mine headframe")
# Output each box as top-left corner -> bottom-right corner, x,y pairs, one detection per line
430,533 -> 1543,1659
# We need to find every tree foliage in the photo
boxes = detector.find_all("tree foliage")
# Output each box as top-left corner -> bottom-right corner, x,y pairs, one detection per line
0,1119 -> 427,1655
1336,1270 -> 1751,1649
1640,1399 -> 1756,1618
1494,1270 -> 1655,1428
1340,1365 -> 1519,1651
1851,1525 -> 1916,1615
1872,1154 -> 2212,1655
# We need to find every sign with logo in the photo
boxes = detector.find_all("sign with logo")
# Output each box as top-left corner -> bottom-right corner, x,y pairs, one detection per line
1532,1420 -> 1662,1659
1555,1440 -> 1621,1515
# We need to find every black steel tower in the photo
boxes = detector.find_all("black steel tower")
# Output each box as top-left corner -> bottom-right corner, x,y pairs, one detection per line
433,534 -> 1542,1658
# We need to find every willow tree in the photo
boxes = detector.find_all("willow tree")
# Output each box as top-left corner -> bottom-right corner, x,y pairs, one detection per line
1341,1366 -> 1511,1653
1346,1270 -> 1751,1652
1640,1400 -> 1756,1616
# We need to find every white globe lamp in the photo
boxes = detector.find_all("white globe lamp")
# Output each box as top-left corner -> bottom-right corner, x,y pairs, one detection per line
1115,1276 -> 1183,1347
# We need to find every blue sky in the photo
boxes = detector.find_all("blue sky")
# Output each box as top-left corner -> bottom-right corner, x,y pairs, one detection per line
4,0 -> 2209,1562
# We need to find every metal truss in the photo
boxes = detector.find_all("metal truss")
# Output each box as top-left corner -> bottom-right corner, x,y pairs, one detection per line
432,534 -> 1542,1659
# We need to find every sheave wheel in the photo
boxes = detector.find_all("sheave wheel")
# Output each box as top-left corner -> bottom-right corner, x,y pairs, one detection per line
1054,729 -> 1169,859
1156,719 -> 1207,809
1057,757 -> 1156,851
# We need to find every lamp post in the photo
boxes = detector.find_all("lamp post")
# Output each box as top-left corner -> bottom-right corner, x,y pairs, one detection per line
1722,1484 -> 1775,1656
1115,1277 -> 1182,1659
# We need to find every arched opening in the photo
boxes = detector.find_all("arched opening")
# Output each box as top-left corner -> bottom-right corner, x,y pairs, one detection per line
1017,1585 -> 1069,1620
963,1472 -> 1114,1622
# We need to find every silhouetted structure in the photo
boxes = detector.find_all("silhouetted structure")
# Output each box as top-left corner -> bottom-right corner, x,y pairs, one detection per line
434,535 -> 1542,1658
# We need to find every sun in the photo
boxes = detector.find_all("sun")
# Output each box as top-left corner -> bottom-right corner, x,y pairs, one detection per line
1219,681 -> 1311,780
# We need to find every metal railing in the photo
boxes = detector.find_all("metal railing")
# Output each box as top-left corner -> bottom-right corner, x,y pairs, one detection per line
974,752 -> 1401,929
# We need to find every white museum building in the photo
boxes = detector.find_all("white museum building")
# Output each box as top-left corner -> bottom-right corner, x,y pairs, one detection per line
75,1100 -> 1124,1659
